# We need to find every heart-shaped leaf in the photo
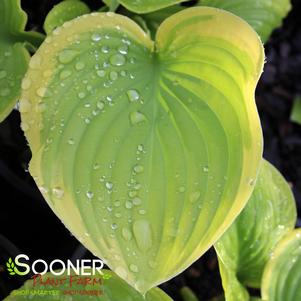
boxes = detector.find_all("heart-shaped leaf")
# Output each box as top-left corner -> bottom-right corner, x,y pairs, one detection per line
20,8 -> 264,293
198,0 -> 291,42
44,0 -> 91,35
0,0 -> 44,122
3,269 -> 172,300
262,229 -> 301,301
215,160 -> 297,301
118,0 -> 187,13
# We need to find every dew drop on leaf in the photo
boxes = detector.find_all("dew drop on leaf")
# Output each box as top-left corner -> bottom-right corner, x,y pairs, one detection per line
58,49 -> 78,64
132,197 -> 142,206
96,70 -> 106,77
52,187 -> 64,198
133,164 -> 144,174
129,264 -> 139,273
127,89 -> 140,102
97,101 -> 105,110
101,46 -> 109,54
75,62 -> 85,70
109,53 -> 126,66
118,45 -> 128,55
133,219 -> 152,252
60,70 -> 72,80
109,71 -> 118,81
122,228 -> 133,241
105,181 -> 113,190
91,33 -> 101,42
86,191 -> 94,199
130,111 -> 147,125
111,223 -> 118,230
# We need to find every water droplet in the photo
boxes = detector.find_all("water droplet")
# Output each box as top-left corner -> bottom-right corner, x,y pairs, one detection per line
109,54 -> 126,66
115,266 -> 127,279
97,70 -> 106,77
68,138 -> 75,145
109,71 -> 118,81
86,191 -> 94,199
130,111 -> 147,125
248,178 -> 255,186
97,101 -> 105,110
127,89 -> 140,102
75,62 -> 85,70
52,187 -> 64,198
203,166 -> 209,173
111,223 -> 118,230
60,70 -> 72,79
129,264 -> 139,273
91,33 -> 101,42
128,190 -> 137,198
0,70 -> 7,79
132,197 -> 142,206
36,87 -> 51,97
125,200 -> 133,209
133,220 -> 152,251
101,46 -> 109,53
122,228 -> 132,241
133,164 -> 144,174
78,92 -> 86,99
105,182 -> 113,190
58,49 -> 78,64
190,191 -> 200,203
138,209 -> 146,215
93,163 -> 100,170
118,45 -> 128,54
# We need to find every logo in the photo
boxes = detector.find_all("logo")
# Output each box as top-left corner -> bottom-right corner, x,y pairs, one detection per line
6,254 -> 105,277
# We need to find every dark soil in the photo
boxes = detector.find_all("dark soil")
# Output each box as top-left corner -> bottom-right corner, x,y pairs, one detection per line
0,0 -> 300,300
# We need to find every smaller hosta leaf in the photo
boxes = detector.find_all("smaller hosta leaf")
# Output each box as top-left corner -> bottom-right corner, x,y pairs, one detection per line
215,160 -> 296,300
138,5 -> 184,39
262,229 -> 301,301
0,0 -> 44,122
44,0 -> 91,35
198,0 -> 291,42
290,96 -> 301,125
103,0 -> 119,12
3,269 -> 172,301
118,0 -> 188,13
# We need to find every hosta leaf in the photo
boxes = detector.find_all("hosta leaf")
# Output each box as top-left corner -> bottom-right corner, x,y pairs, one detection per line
290,96 -> 301,125
0,0 -> 44,122
135,5 -> 184,39
198,0 -> 291,42
262,229 -> 301,301
44,0 -> 91,35
3,269 -> 172,300
103,0 -> 119,12
215,160 -> 296,300
118,0 -> 187,14
20,8 -> 264,293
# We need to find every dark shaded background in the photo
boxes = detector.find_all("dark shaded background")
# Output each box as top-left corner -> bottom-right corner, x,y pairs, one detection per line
0,0 -> 300,300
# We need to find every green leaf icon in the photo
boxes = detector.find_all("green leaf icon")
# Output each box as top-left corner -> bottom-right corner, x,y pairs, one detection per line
20,8 -> 264,293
